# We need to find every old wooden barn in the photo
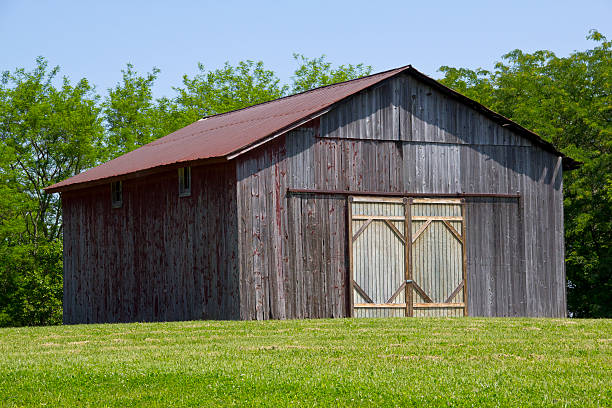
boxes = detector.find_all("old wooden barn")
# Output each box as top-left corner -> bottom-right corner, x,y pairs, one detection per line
46,65 -> 577,324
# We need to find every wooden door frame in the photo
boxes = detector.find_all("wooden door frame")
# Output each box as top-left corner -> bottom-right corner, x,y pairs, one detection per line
348,195 -> 468,317
348,196 -> 354,317
404,197 -> 413,317
348,196 -> 407,316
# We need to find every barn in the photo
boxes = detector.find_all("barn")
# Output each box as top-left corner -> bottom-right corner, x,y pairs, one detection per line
46,65 -> 577,324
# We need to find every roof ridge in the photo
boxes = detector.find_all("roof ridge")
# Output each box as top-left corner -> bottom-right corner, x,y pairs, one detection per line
195,65 -> 411,121
46,62 -> 577,194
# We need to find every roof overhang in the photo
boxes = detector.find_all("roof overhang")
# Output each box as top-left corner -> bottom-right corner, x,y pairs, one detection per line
403,66 -> 581,171
45,157 -> 227,194
45,64 -> 580,194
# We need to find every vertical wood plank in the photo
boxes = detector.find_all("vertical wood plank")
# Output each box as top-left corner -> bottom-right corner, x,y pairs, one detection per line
347,196 -> 354,317
404,198 -> 413,317
461,199 -> 469,317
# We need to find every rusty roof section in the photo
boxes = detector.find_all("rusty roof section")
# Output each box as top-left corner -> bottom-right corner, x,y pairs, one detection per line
46,66 -> 410,193
46,64 -> 578,193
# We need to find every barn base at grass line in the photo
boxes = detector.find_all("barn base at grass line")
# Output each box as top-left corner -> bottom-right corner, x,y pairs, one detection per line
0,318 -> 609,407
54,67 -> 573,324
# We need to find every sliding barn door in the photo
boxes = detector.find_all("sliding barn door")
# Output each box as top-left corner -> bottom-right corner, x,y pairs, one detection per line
349,197 -> 407,317
410,199 -> 467,316
349,197 -> 467,317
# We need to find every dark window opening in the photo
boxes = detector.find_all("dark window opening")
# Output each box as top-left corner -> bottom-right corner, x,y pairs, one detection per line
111,181 -> 122,208
178,167 -> 191,197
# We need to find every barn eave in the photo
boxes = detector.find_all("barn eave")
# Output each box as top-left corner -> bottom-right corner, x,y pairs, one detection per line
44,64 -> 579,194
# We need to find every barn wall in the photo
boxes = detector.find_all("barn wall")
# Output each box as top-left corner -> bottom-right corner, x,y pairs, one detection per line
320,74 -> 533,147
236,135 -> 348,320
62,162 -> 239,324
236,73 -> 565,319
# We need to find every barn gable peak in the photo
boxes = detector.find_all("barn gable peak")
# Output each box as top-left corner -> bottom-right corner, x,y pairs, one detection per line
46,65 -> 577,193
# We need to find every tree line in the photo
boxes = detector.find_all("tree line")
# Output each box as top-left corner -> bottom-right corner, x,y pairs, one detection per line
438,31 -> 610,318
0,55 -> 372,326
0,32 -> 609,326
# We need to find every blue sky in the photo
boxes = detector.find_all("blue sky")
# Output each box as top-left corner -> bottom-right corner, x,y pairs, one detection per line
1,1 -> 610,98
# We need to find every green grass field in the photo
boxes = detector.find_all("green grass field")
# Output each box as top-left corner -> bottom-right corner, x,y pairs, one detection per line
0,318 -> 610,407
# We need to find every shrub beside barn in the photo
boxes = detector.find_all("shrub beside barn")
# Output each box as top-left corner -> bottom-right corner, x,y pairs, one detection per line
46,66 -> 577,323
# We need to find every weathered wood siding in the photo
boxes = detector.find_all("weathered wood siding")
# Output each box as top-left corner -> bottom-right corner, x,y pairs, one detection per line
236,73 -> 565,319
321,74 -> 532,147
62,163 -> 239,324
236,136 -> 347,320
63,72 -> 565,323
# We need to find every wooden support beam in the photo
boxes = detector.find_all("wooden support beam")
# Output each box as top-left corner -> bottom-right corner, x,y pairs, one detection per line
404,197 -> 413,317
412,216 -> 463,221
354,303 -> 406,308
352,281 -> 374,304
348,197 -> 354,317
411,219 -> 432,243
384,219 -> 405,243
412,198 -> 462,204
461,199 -> 469,317
351,196 -> 404,203
414,303 -> 465,308
353,303 -> 466,309
352,218 -> 373,242
412,281 -> 433,303
443,220 -> 463,243
352,215 -> 405,221
444,281 -> 464,303
386,282 -> 406,304
286,188 -> 521,200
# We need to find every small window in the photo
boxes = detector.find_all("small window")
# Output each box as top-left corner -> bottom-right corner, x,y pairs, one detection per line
111,181 -> 122,208
178,167 -> 191,197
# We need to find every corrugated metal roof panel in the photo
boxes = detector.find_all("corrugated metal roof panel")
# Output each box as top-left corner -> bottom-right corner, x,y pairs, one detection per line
45,64 -> 578,193
46,66 -> 409,192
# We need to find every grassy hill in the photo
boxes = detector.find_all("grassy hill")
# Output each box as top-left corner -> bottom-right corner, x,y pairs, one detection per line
0,317 -> 610,407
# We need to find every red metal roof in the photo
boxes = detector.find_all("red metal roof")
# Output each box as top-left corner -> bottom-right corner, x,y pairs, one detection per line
46,66 -> 410,192
46,64 -> 578,193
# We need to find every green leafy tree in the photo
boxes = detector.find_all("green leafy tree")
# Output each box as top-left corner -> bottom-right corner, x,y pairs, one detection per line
0,54 -> 374,326
104,64 -> 184,158
174,60 -> 288,123
171,56 -> 372,125
291,54 -> 372,93
0,57 -> 104,326
0,57 -> 104,241
439,30 -> 612,317
104,60 -> 290,159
